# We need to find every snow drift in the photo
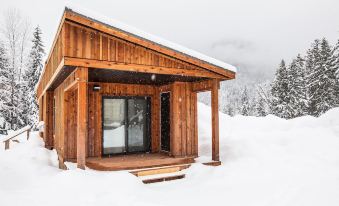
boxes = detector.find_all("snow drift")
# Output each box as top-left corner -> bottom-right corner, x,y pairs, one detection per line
0,103 -> 339,206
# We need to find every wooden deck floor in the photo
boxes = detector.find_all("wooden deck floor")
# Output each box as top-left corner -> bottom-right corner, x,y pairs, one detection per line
86,153 -> 195,171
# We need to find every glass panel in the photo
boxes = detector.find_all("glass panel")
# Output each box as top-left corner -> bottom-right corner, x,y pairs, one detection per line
103,99 -> 126,155
127,98 -> 147,152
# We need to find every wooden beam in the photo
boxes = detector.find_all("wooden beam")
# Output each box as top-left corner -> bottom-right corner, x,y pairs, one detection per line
76,67 -> 88,169
64,57 -> 225,79
35,13 -> 66,95
37,58 -> 65,100
64,11 -> 236,79
192,79 -> 221,92
211,79 -> 220,161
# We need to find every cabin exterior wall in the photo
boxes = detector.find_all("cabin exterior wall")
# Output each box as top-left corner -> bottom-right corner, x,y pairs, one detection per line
46,79 -> 199,163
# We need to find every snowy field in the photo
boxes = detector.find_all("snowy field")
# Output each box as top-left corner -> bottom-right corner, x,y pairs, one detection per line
1,103 -> 339,206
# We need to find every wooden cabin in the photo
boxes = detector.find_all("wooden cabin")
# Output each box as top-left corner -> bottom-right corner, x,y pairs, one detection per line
36,6 -> 236,170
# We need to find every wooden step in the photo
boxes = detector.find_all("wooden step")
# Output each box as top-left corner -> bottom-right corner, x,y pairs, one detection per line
202,161 -> 221,166
142,174 -> 186,184
130,164 -> 191,177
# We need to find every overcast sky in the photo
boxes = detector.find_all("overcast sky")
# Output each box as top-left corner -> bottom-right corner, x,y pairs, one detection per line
1,0 -> 339,79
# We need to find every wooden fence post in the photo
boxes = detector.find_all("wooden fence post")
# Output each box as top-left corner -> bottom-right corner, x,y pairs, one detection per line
4,140 -> 9,150
27,129 -> 31,140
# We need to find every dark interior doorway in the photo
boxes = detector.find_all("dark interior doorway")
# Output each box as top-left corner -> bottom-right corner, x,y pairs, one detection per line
160,92 -> 170,152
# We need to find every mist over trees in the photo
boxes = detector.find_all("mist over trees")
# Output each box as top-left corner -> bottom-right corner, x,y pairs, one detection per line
0,9 -> 44,130
0,8 -> 338,131
200,38 -> 339,119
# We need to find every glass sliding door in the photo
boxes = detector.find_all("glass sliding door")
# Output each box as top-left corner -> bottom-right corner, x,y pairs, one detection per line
102,97 -> 150,155
103,99 -> 126,155
127,98 -> 149,152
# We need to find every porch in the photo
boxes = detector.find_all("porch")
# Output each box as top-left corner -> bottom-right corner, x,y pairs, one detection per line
37,7 -> 236,171
86,153 -> 195,171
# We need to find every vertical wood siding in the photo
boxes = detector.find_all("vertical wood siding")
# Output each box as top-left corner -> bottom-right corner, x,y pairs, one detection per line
63,22 -> 208,73
52,81 -> 198,162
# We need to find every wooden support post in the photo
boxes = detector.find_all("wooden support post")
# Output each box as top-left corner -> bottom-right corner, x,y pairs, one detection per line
76,67 -> 88,169
44,91 -> 54,149
170,82 -> 181,157
211,79 -> 220,161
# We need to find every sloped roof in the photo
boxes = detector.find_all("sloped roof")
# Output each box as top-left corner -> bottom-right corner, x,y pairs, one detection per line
64,4 -> 237,74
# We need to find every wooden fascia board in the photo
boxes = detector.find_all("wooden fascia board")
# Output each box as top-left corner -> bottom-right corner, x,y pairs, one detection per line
64,10 -> 235,79
64,57 -> 226,79
36,12 -> 66,94
37,58 -> 65,100
192,79 -> 220,92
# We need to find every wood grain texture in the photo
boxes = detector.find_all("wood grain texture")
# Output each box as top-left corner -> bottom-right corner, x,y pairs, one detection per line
63,11 -> 235,78
37,16 -> 235,99
42,91 -> 54,149
211,79 -> 220,161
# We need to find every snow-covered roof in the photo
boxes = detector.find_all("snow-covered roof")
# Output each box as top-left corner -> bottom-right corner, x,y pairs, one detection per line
64,4 -> 237,73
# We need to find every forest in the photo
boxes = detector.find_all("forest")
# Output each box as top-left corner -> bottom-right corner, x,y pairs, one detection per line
0,8 -> 339,131
0,9 -> 44,130
201,38 -> 339,119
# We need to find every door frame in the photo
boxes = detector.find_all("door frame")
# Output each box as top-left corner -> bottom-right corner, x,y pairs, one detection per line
101,95 -> 151,156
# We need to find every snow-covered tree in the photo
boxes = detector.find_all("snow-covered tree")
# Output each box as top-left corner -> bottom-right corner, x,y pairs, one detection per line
270,60 -> 292,118
255,95 -> 268,117
329,40 -> 339,106
306,38 -> 336,116
240,86 -> 251,116
1,8 -> 30,129
288,54 -> 308,117
0,42 -> 11,129
23,26 -> 45,128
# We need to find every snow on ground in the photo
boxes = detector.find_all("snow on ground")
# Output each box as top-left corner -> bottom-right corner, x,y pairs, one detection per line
1,103 -> 339,206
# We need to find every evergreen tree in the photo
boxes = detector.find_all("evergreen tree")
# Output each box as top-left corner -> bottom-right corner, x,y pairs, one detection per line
240,86 -> 250,116
270,60 -> 291,118
306,38 -> 336,116
305,39 -> 321,116
255,95 -> 267,117
288,54 -> 308,117
23,26 -> 45,129
329,40 -> 339,106
0,42 -> 11,129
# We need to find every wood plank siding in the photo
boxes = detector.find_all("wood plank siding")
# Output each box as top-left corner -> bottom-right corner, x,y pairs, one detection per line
50,80 -> 199,162
37,8 -> 233,169
37,10 -> 235,99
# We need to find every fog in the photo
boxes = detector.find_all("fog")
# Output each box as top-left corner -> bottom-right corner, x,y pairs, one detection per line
1,0 -> 338,80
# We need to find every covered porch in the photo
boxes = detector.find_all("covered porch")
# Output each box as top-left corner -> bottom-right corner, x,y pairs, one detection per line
57,66 -> 221,170
36,7 -> 235,171
86,153 -> 194,171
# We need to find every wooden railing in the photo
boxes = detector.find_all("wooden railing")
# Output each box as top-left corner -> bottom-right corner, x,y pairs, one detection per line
2,126 -> 31,150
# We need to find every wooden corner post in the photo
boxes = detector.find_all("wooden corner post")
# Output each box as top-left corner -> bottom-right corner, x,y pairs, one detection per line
170,82 -> 181,157
76,67 -> 88,169
211,79 -> 220,161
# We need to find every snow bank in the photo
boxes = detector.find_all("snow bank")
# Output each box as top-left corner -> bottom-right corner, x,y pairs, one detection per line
64,3 -> 237,73
1,103 -> 339,206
